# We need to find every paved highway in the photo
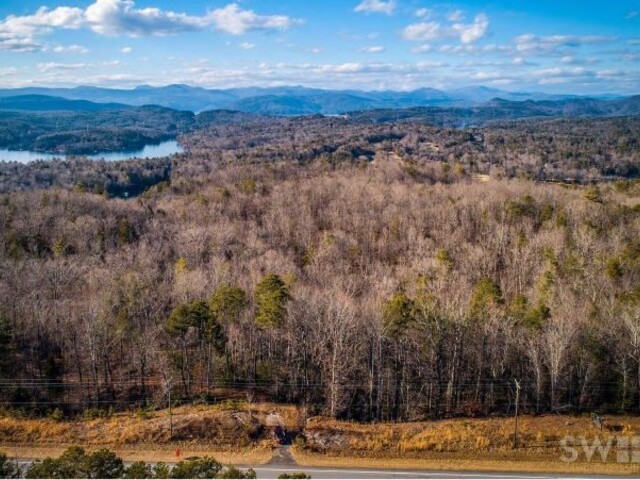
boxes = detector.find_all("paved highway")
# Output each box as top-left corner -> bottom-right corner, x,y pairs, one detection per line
12,447 -> 634,480
249,465 -> 561,479
12,461 -> 626,480
244,447 -> 631,479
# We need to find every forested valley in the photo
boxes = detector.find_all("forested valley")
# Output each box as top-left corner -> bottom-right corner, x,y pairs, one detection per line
1,111 -> 640,422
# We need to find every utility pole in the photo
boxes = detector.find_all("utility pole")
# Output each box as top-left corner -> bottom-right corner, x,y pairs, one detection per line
164,377 -> 173,440
513,379 -> 521,449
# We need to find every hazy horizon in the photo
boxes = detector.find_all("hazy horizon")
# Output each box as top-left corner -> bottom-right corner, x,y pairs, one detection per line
0,82 -> 636,97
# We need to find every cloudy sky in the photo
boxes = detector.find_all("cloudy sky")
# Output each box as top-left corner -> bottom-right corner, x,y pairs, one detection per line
0,0 -> 638,93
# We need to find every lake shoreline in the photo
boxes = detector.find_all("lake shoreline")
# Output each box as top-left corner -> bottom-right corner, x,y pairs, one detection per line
0,140 -> 185,164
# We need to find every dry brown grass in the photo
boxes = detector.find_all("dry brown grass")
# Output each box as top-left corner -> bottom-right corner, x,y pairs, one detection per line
303,414 -> 640,455
5,407 -> 640,475
2,445 -> 271,465
0,402 -> 298,447
298,414 -> 640,474
294,415 -> 640,475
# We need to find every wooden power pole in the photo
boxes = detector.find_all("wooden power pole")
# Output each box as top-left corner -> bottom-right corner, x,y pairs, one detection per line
514,379 -> 521,449
164,377 -> 173,440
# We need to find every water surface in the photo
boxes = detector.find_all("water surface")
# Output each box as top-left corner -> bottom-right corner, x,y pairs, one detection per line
0,140 -> 183,163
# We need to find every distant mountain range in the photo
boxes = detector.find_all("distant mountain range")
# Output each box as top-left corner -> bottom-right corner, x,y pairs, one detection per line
0,84 -> 627,115
0,94 -> 130,112
347,96 -> 640,127
0,86 -> 638,128
0,91 -> 639,154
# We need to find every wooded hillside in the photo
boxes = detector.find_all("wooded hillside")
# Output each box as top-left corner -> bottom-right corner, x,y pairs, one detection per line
1,144 -> 640,420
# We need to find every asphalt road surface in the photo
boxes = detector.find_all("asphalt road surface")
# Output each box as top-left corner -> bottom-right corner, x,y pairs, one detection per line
248,447 -> 630,479
250,465 -> 573,479
13,447 -> 634,480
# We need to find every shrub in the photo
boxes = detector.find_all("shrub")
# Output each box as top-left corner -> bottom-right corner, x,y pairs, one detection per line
0,407 -> 25,419
26,446 -> 87,479
26,458 -> 71,479
85,448 -> 124,479
216,466 -> 257,479
0,452 -> 20,479
125,461 -> 153,479
25,447 -> 124,479
170,456 -> 222,479
47,408 -> 65,421
153,462 -> 171,479
135,406 -> 154,420
277,473 -> 311,479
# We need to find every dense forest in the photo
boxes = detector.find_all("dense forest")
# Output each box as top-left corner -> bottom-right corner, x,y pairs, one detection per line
1,109 -> 640,421
1,114 -> 640,198
0,94 -> 638,156
0,106 -> 194,155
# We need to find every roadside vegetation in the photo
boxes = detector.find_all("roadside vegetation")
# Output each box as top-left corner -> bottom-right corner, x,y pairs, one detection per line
0,446 -> 256,479
3,405 -> 640,475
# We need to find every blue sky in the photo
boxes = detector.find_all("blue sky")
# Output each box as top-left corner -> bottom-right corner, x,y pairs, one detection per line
0,0 -> 638,93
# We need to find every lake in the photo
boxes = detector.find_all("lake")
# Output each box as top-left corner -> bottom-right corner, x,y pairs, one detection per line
0,140 -> 184,163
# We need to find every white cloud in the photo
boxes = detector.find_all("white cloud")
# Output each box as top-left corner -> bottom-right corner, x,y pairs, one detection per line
361,45 -> 385,53
102,60 -> 121,66
626,11 -> 638,19
532,66 -> 589,84
411,44 -> 431,53
402,22 -> 443,41
414,8 -> 430,18
448,10 -> 465,22
490,78 -> 513,86
411,43 -> 433,53
239,42 -> 255,50
403,13 -> 489,44
538,77 -> 570,85
0,0 -> 302,50
38,62 -> 88,72
354,0 -> 396,16
416,60 -> 445,69
0,67 -> 18,76
470,71 -> 502,80
120,46 -> 132,54
0,5 -> 84,51
314,63 -> 365,74
0,6 -> 84,38
53,44 -> 89,53
206,3 -> 301,35
452,14 -> 489,44
559,55 -> 598,66
596,69 -> 622,78
7,58 -> 637,94
0,37 -> 43,52
84,0 -> 202,36
515,34 -> 616,54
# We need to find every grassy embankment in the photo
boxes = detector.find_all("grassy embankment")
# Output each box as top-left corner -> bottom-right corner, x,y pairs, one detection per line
3,402 -> 640,474
297,414 -> 640,475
